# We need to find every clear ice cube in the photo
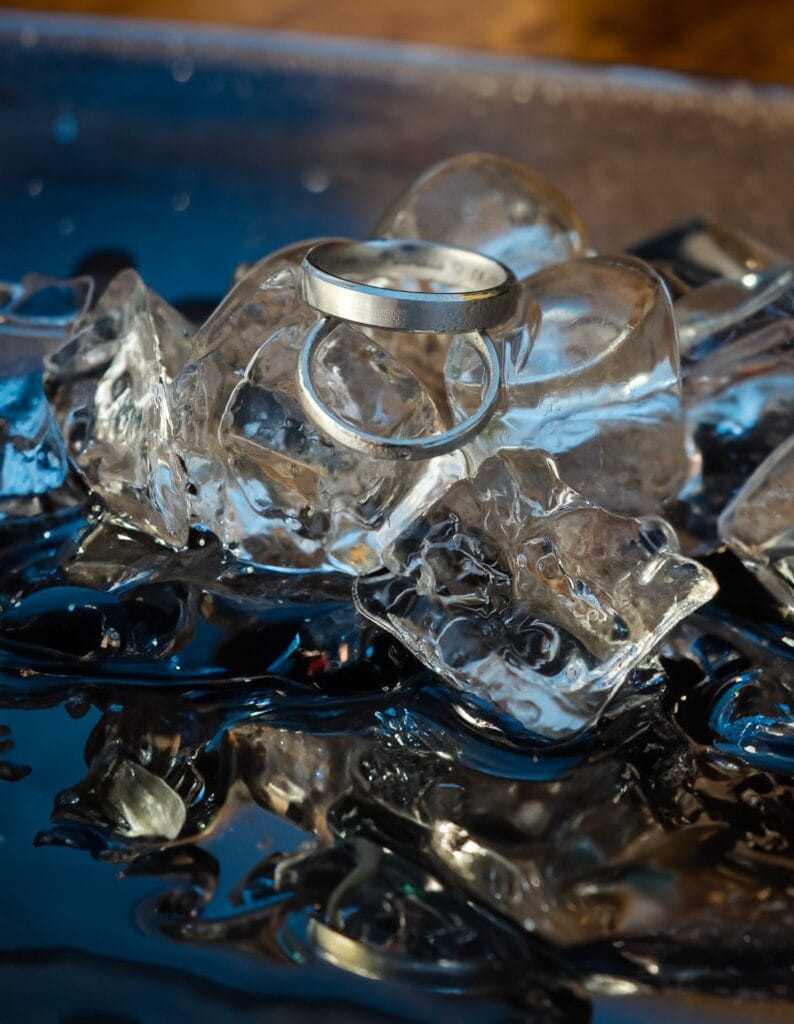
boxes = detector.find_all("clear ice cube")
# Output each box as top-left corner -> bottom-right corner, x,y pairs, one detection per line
108,759 -> 187,840
633,217 -> 786,287
675,265 -> 794,357
46,269 -> 195,547
0,273 -> 93,352
355,449 -> 717,740
674,279 -> 794,551
374,153 -> 590,281
719,433 -> 794,610
0,274 -> 92,511
446,255 -> 688,516
175,242 -> 463,573
0,372 -> 69,502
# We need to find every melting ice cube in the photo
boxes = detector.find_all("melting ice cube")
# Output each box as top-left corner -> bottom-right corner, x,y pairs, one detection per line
355,449 -> 716,741
46,268 -> 195,546
375,152 -> 590,282
719,433 -> 794,611
446,254 -> 688,517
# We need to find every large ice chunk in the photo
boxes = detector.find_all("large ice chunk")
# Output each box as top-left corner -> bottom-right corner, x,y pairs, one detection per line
374,153 -> 590,281
446,255 -> 688,516
355,450 -> 716,740
174,242 -> 463,573
719,433 -> 794,611
169,243 -> 321,552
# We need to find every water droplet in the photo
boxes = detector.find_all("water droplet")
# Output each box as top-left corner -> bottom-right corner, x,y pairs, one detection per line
52,112 -> 79,144
300,168 -> 331,195
171,57 -> 194,84
172,192 -> 191,212
511,77 -> 535,104
26,178 -> 43,198
58,218 -> 75,237
473,75 -> 498,99
19,27 -> 38,48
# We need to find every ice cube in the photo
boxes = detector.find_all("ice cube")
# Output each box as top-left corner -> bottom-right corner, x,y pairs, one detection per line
675,265 -> 794,357
0,272 -> 92,355
635,221 -> 794,551
719,433 -> 794,610
355,450 -> 716,740
176,242 -> 463,573
46,269 -> 195,547
446,255 -> 688,517
674,289 -> 794,551
633,218 -> 786,288
108,759 -> 187,840
0,372 -> 69,501
374,152 -> 590,281
0,274 -> 93,512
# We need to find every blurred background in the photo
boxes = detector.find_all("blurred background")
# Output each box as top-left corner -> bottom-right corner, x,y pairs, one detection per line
11,0 -> 794,84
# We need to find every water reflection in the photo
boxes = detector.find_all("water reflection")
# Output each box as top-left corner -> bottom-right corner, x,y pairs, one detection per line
1,508 -> 794,1021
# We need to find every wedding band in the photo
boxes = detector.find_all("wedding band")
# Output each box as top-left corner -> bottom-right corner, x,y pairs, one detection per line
299,239 -> 518,333
297,317 -> 501,461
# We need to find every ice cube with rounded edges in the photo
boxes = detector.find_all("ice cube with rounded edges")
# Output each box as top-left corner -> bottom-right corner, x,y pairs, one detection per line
676,265 -> 794,358
719,433 -> 794,611
446,255 -> 687,517
634,218 -> 786,288
374,153 -> 589,283
633,218 -> 793,357
355,449 -> 717,741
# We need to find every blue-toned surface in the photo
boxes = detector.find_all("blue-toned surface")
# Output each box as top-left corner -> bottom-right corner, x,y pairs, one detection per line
1,13 -> 793,303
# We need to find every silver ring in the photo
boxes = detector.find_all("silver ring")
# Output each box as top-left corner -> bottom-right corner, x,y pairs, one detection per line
297,317 -> 501,461
299,239 -> 518,333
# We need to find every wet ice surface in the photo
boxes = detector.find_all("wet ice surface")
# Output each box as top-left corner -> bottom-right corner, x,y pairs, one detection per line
636,219 -> 794,552
445,254 -> 688,517
0,274 -> 91,518
374,153 -> 591,282
355,450 -> 715,740
2,158 -> 794,1022
46,245 -> 462,574
719,433 -> 794,611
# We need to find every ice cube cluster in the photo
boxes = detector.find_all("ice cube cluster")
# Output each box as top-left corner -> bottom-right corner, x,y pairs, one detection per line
1,154 -> 789,742
2,154 -> 794,1011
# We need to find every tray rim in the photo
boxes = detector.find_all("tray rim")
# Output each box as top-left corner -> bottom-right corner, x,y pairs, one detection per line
1,7 -> 793,118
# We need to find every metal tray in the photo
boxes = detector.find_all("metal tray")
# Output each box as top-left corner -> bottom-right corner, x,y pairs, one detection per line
1,11 -> 792,305
0,13 -> 793,1024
